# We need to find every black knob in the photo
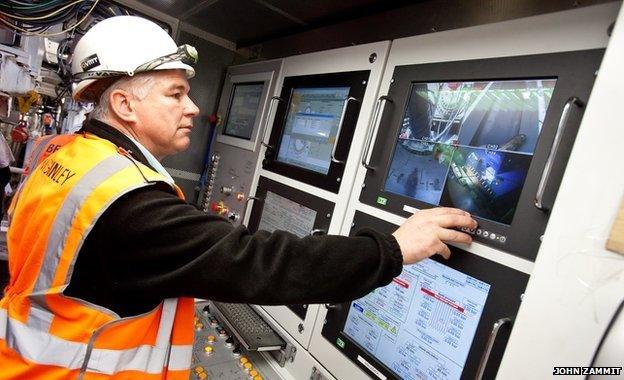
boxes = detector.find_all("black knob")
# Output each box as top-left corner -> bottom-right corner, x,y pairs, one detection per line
225,337 -> 234,344
202,305 -> 210,313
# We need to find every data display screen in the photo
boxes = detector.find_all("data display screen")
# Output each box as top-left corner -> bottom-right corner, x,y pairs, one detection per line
276,87 -> 351,174
384,79 -> 557,225
223,83 -> 264,140
344,259 -> 491,380
257,191 -> 317,237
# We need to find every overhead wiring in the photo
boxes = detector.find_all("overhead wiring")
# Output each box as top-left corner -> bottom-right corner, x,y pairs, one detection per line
0,0 -> 101,37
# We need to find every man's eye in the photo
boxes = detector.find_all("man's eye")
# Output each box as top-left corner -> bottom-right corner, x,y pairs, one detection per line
171,93 -> 182,99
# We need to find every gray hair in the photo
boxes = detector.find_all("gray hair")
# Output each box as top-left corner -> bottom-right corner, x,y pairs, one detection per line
90,73 -> 156,121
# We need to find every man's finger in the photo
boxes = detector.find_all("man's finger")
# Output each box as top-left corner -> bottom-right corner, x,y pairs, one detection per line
438,228 -> 473,245
434,214 -> 477,229
435,242 -> 451,260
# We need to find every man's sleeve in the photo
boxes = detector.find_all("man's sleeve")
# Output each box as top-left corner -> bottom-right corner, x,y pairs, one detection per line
72,184 -> 403,308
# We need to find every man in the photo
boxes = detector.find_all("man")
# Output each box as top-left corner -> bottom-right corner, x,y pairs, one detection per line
0,16 -> 476,379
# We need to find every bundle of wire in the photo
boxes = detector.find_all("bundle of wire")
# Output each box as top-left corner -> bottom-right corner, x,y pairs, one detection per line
0,0 -> 129,37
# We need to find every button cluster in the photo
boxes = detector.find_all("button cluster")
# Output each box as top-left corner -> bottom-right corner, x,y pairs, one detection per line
460,227 -> 507,244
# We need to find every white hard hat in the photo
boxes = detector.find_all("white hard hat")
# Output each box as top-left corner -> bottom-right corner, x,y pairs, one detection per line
71,16 -> 197,101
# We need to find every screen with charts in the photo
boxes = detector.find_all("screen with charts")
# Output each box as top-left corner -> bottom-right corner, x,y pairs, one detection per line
223,82 -> 264,140
257,191 -> 317,237
384,79 -> 557,225
276,87 -> 351,174
343,259 -> 491,380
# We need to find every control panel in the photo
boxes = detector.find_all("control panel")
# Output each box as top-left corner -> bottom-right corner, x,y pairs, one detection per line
203,60 -> 283,225
192,302 -> 281,380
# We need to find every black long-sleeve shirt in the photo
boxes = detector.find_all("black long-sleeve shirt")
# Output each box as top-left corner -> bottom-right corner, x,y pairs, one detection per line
63,119 -> 403,317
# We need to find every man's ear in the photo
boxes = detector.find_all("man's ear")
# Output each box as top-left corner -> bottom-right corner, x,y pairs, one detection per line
109,89 -> 138,123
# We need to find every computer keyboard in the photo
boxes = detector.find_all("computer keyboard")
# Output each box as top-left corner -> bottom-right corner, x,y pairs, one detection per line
211,302 -> 285,351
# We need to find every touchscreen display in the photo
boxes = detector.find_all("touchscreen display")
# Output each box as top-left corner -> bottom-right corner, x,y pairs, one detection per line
384,79 -> 556,225
344,259 -> 491,380
223,83 -> 264,140
257,191 -> 317,237
276,87 -> 351,174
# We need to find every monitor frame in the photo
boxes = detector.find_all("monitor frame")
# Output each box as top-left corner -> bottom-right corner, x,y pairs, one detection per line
248,176 -> 335,319
216,72 -> 273,151
322,211 -> 529,380
263,70 -> 370,193
359,49 -> 604,260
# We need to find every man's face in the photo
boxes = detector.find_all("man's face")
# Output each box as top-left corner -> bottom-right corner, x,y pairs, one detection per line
133,70 -> 200,160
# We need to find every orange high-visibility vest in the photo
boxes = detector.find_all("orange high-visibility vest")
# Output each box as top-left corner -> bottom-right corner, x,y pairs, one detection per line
0,132 -> 194,379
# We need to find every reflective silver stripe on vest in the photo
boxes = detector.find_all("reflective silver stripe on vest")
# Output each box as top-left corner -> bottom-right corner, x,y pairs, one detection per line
31,155 -> 133,298
28,135 -> 57,171
0,308 -> 192,373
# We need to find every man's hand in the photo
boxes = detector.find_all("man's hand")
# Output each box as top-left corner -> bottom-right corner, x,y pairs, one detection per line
391,207 -> 477,265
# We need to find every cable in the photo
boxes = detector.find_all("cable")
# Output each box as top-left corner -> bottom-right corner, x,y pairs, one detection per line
0,0 -> 83,21
0,0 -> 100,37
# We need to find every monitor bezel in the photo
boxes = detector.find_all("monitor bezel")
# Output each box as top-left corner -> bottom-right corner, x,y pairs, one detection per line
263,70 -> 370,193
216,72 -> 273,151
222,81 -> 266,141
321,211 -> 529,380
248,176 -> 336,319
359,49 -> 604,261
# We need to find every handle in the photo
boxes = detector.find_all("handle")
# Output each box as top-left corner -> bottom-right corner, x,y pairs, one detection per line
476,317 -> 511,380
242,196 -> 263,222
261,96 -> 284,149
331,97 -> 360,164
310,229 -> 326,236
534,97 -> 584,210
324,304 -> 337,309
361,95 -> 392,170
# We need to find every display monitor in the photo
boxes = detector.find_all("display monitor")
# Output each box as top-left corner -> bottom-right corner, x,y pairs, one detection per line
384,79 -> 556,225
344,259 -> 490,380
222,82 -> 265,140
257,190 -> 317,238
276,87 -> 351,174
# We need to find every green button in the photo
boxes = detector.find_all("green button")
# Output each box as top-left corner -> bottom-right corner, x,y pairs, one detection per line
336,338 -> 345,349
376,196 -> 388,206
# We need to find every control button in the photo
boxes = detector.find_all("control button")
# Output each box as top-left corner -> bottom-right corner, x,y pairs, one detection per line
249,370 -> 259,378
220,186 -> 233,196
239,357 -> 249,365
206,335 -> 216,344
227,211 -> 240,222
482,231 -> 489,238
218,329 -> 227,337
499,236 -> 507,243
225,337 -> 234,348
194,366 -> 204,374
236,192 -> 245,202
198,372 -> 208,380
202,305 -> 210,314
469,228 -> 476,233
195,323 -> 203,331
253,376 -> 263,380
490,233 -> 496,240
209,318 -> 218,327
203,346 -> 213,355
232,347 -> 241,357
476,229 -> 482,236
243,362 -> 253,372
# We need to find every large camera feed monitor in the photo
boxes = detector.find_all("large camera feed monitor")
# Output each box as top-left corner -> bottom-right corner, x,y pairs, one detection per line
360,49 -> 604,260
384,79 -> 556,225
345,259 -> 490,380
222,82 -> 265,140
258,191 -> 317,237
264,71 -> 370,193
323,211 -> 529,380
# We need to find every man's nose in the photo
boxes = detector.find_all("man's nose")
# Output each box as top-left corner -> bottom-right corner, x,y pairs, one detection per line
185,96 -> 200,116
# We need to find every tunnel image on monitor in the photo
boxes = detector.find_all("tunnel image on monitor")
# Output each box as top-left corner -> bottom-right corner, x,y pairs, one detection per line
384,79 -> 556,225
